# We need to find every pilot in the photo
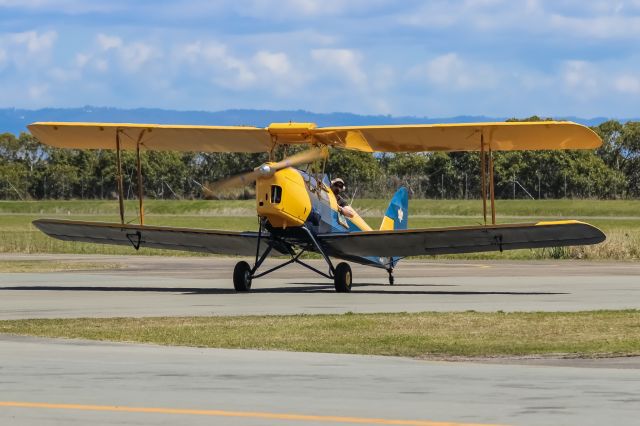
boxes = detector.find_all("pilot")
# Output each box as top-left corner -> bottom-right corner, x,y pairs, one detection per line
330,178 -> 355,218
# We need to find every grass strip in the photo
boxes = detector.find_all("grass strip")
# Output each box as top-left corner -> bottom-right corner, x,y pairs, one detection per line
1,212 -> 639,259
1,310 -> 638,358
2,199 -> 640,217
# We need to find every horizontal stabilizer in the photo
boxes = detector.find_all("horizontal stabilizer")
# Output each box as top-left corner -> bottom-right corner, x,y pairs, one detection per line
318,220 -> 605,258
32,219 -> 288,256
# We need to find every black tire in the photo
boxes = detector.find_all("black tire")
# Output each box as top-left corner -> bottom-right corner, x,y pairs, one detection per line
334,262 -> 352,293
233,261 -> 252,292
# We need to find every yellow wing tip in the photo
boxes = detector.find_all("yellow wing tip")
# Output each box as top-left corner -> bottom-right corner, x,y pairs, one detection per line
535,219 -> 583,226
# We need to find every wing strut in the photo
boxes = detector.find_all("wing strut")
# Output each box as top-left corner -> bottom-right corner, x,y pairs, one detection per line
489,145 -> 496,225
114,128 -> 148,226
480,133 -> 497,225
135,129 -> 146,225
480,134 -> 487,224
115,130 -> 125,224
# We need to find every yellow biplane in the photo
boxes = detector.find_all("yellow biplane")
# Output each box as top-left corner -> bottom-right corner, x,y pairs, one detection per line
28,121 -> 605,292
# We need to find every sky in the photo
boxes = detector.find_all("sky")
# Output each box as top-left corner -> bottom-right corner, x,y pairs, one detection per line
1,0 -> 639,118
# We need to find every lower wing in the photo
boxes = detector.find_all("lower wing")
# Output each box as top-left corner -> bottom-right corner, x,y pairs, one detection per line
32,219 -> 289,256
318,220 -> 605,258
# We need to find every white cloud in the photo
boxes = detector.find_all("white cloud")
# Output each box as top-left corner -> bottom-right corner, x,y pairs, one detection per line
73,51 -> 108,72
309,48 -> 395,114
94,58 -> 108,72
0,30 -> 57,68
0,0 -> 119,13
3,2 -> 639,116
27,84 -> 48,100
49,66 -> 81,82
562,60 -> 599,97
311,48 -> 367,88
550,14 -> 640,39
176,41 -> 256,89
614,75 -> 640,94
75,52 -> 90,68
413,53 -> 498,91
272,0 -> 327,16
397,1 -> 640,41
371,65 -> 395,91
513,69 -> 553,91
237,0 -> 390,19
252,50 -> 307,94
90,34 -> 159,73
254,51 -> 291,76
426,53 -> 470,88
10,30 -> 57,54
119,42 -> 157,72
97,33 -> 122,51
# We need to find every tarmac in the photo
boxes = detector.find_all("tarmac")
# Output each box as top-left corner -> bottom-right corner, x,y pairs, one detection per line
1,254 -> 639,425
1,335 -> 639,426
0,255 -> 639,318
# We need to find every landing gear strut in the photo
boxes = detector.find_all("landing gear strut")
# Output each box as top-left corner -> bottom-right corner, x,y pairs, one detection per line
387,268 -> 395,285
233,221 -> 344,292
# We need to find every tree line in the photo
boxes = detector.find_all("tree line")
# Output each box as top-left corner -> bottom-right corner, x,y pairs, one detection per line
1,118 -> 638,200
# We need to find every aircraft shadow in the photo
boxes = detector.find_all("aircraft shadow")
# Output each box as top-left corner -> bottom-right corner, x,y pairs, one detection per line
0,285 -> 330,294
347,282 -> 568,295
1,284 -> 567,296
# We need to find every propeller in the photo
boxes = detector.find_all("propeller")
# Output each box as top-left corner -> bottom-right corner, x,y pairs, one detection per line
203,146 -> 328,196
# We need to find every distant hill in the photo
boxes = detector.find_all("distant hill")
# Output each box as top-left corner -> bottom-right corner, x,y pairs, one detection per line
0,106 -> 633,135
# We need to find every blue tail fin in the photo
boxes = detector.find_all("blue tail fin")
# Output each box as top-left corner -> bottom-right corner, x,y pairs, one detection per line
379,187 -> 408,231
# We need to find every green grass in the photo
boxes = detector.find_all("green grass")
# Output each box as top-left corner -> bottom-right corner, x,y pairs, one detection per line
0,199 -> 256,215
3,198 -> 640,217
1,311 -> 638,358
0,199 -> 639,259
358,199 -> 640,217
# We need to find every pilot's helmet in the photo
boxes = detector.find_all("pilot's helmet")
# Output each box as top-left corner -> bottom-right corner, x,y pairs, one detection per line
331,178 -> 346,191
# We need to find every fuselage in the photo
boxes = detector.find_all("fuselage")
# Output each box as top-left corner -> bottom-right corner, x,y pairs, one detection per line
255,166 -> 387,267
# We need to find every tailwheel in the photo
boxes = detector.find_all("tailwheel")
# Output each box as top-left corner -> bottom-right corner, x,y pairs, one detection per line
233,261 -> 252,292
334,262 -> 352,293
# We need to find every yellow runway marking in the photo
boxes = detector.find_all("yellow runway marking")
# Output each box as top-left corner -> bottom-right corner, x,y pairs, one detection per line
0,401 -> 505,426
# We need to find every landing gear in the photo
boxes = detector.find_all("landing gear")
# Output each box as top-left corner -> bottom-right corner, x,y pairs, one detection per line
334,262 -> 352,293
232,221 -> 343,292
233,261 -> 252,292
388,271 -> 395,285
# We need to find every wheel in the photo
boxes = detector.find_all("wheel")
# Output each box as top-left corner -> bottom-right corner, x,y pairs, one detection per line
334,262 -> 352,293
388,274 -> 395,285
233,261 -> 252,292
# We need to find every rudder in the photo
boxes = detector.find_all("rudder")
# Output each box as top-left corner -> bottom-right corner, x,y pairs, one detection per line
379,187 -> 408,231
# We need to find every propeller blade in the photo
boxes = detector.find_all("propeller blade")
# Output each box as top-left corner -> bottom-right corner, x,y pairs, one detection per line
203,146 -> 328,197
203,170 -> 261,196
270,146 -> 328,170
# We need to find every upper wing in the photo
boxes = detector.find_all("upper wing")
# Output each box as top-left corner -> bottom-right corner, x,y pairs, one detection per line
28,121 -> 600,154
314,121 -> 602,152
27,122 -> 272,152
318,220 -> 605,258
32,219 -> 289,256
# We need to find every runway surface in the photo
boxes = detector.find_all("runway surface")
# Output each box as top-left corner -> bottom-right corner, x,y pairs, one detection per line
0,255 -> 639,319
2,255 -> 639,425
1,335 -> 639,426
